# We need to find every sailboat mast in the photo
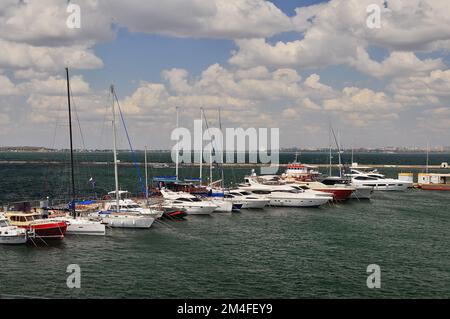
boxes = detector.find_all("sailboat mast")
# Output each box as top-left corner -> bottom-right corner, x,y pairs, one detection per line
209,147 -> 213,185
199,107 -> 203,183
145,146 -> 148,201
111,85 -> 120,211
65,67 -> 76,217
175,107 -> 179,180
328,127 -> 332,176
337,131 -> 342,178
218,108 -> 224,188
426,142 -> 429,174
329,144 -> 332,176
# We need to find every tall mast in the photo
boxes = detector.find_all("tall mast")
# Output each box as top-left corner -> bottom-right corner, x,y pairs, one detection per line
111,85 -> 120,211
328,127 -> 332,176
426,142 -> 429,174
337,130 -> 342,178
145,146 -> 148,202
329,144 -> 332,176
218,108 -> 224,188
65,67 -> 76,218
175,106 -> 179,180
351,146 -> 354,165
209,147 -> 213,185
199,107 -> 203,183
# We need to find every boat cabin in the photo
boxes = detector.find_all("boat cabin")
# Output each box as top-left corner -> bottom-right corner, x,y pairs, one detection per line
418,173 -> 450,185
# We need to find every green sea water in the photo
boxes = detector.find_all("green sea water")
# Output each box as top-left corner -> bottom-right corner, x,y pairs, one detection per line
0,152 -> 449,298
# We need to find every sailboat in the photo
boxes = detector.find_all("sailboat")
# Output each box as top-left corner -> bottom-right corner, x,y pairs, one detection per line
47,68 -> 106,236
201,108 -> 241,212
98,85 -> 156,228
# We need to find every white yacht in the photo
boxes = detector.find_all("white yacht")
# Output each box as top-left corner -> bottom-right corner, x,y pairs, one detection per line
347,166 -> 413,191
103,191 -> 162,218
320,176 -> 374,200
160,189 -> 218,215
224,190 -> 270,209
239,176 -> 332,207
0,215 -> 28,244
49,213 -> 106,236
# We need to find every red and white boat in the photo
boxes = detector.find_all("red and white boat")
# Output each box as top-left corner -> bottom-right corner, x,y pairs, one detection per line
287,180 -> 355,201
6,211 -> 67,241
281,161 -> 354,201
282,162 -> 322,181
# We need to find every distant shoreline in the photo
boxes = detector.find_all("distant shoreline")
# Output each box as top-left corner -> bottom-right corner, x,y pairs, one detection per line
0,160 -> 445,170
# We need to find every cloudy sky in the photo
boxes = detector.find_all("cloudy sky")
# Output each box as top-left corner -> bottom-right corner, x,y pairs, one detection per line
0,0 -> 449,150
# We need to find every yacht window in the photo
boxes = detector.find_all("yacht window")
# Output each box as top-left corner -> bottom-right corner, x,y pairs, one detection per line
176,198 -> 192,202
0,220 -> 8,227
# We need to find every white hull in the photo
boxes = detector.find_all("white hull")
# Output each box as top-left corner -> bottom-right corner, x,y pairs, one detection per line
0,234 -> 27,244
66,221 -> 106,236
352,180 -> 411,191
269,195 -> 329,207
0,217 -> 28,244
184,206 -> 217,215
240,200 -> 269,209
53,217 -> 106,236
102,215 -> 155,228
210,199 -> 234,213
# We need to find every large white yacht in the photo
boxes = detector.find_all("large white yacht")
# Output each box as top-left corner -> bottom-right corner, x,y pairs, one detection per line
239,176 -> 332,207
224,190 -> 270,209
347,164 -> 413,191
160,189 -> 218,215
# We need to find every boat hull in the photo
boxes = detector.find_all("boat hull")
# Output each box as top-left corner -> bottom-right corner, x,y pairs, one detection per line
0,234 -> 27,245
418,184 -> 450,191
313,188 -> 353,201
352,181 -> 411,191
66,221 -> 106,236
269,196 -> 329,208
23,222 -> 67,240
102,215 -> 155,228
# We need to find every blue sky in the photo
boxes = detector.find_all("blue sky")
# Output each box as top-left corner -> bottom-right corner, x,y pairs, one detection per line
0,0 -> 449,150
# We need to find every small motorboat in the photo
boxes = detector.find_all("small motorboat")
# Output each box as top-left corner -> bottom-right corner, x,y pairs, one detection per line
0,215 -> 28,245
6,211 -> 67,241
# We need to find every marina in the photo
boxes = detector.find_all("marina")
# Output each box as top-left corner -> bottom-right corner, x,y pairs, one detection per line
1,0 -> 449,304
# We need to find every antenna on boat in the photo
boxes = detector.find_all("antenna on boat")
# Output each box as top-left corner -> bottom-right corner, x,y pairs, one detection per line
65,67 -> 76,218
111,84 -> 120,212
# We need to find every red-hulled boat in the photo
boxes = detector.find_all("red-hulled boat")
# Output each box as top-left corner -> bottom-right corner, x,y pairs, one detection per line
6,212 -> 67,240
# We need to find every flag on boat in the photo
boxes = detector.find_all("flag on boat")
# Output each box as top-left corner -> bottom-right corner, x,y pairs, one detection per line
88,177 -> 96,188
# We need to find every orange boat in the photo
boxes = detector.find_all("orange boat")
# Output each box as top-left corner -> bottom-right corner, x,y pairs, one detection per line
417,173 -> 450,191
